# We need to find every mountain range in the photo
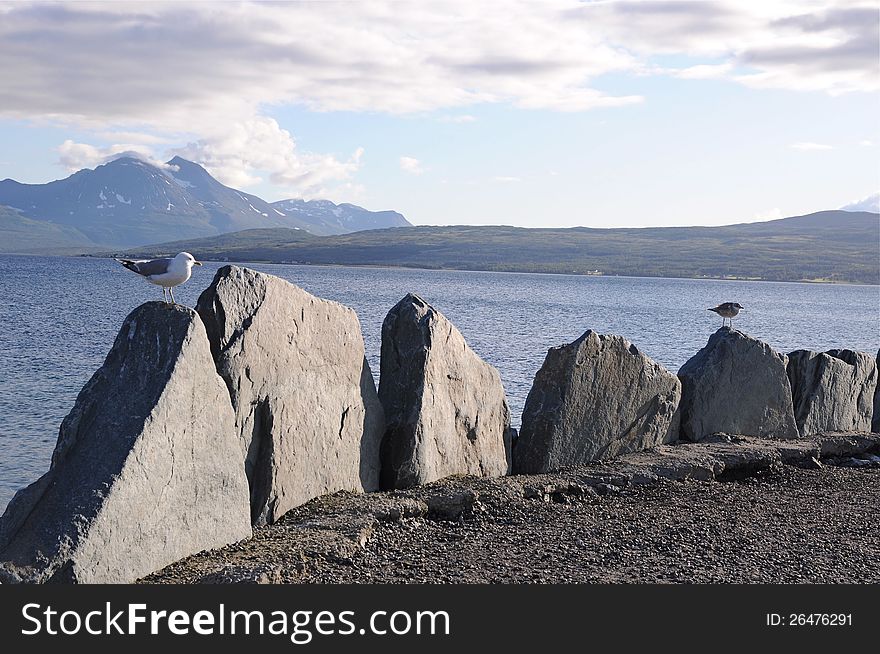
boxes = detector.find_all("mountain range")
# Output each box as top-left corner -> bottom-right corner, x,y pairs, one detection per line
2,155 -> 877,283
123,210 -> 880,285
0,156 -> 410,251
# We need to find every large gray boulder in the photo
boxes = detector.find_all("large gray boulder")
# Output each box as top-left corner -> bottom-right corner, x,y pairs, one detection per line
787,349 -> 877,436
513,330 -> 681,474
874,350 -> 880,433
379,294 -> 513,489
197,266 -> 384,525
678,327 -> 799,441
0,303 -> 251,584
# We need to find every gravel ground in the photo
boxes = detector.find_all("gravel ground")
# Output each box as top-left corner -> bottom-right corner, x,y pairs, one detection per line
301,466 -> 879,584
146,462 -> 879,584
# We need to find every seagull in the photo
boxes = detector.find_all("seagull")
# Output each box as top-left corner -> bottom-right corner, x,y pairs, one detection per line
117,251 -> 203,305
708,302 -> 744,327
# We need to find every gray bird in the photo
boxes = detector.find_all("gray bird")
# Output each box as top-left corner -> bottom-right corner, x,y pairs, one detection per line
708,302 -> 744,327
117,251 -> 202,305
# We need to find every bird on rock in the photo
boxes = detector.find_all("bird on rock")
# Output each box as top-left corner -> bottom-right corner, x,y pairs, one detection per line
708,302 -> 744,328
117,251 -> 202,305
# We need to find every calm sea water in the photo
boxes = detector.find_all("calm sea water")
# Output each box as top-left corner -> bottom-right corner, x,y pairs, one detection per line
1,254 -> 878,510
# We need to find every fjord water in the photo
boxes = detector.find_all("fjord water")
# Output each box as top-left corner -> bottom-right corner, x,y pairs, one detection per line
1,254 -> 878,510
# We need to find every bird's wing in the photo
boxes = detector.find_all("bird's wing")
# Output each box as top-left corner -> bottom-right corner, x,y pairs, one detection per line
118,257 -> 173,276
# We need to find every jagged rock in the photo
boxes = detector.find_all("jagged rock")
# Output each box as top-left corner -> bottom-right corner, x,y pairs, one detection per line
424,490 -> 483,521
369,497 -> 429,522
513,330 -> 680,474
378,294 -> 513,489
787,349 -> 877,436
825,454 -> 880,468
873,350 -> 880,433
817,431 -> 880,458
523,482 -> 599,503
197,265 -> 384,525
677,327 -> 798,441
0,303 -> 251,584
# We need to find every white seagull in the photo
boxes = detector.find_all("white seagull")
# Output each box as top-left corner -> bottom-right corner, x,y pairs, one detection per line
117,251 -> 203,304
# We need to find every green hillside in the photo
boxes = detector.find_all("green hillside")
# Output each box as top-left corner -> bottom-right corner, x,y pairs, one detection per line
0,205 -> 97,252
119,210 -> 880,284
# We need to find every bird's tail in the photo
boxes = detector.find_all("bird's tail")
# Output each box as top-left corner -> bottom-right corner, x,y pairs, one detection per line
117,259 -> 139,273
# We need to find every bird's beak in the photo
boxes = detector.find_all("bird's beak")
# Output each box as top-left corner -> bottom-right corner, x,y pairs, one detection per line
194,260 -> 203,266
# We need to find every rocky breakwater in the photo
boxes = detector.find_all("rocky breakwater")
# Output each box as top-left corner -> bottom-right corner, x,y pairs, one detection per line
197,265 -> 385,525
513,330 -> 681,474
2,273 -> 875,584
378,294 -> 513,489
787,349 -> 877,436
0,303 -> 251,584
678,327 -> 799,442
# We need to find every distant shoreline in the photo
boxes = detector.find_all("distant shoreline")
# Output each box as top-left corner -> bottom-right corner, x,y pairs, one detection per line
0,250 -> 875,286
66,252 -> 877,287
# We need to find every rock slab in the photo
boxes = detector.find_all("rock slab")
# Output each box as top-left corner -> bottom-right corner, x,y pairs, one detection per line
873,350 -> 880,433
513,330 -> 681,474
197,265 -> 384,525
787,349 -> 877,436
678,327 -> 799,441
0,303 -> 251,584
378,294 -> 513,489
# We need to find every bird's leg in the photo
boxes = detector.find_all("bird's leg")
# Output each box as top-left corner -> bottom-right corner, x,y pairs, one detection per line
169,286 -> 176,305
162,287 -> 168,304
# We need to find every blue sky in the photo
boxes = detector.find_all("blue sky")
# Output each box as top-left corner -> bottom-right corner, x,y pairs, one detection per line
0,1 -> 877,227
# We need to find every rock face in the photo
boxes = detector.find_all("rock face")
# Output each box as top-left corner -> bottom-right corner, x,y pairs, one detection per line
197,265 -> 384,525
787,349 -> 877,436
513,330 -> 681,474
678,327 -> 799,441
378,294 -> 513,489
0,303 -> 251,584
874,350 -> 880,433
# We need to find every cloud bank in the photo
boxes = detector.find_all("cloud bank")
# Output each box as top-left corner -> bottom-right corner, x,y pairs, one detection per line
1,1 -> 876,194
171,118 -> 363,192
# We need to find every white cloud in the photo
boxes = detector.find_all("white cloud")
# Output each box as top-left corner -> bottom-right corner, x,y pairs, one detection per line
56,140 -> 172,172
575,2 -> 879,95
0,2 -> 644,129
399,156 -> 424,175
439,114 -> 478,123
790,141 -> 833,151
859,139 -> 874,146
493,176 -> 521,183
0,1 -> 875,199
94,131 -> 172,146
841,192 -> 880,212
171,117 -> 363,194
0,2 -> 872,136
674,62 -> 734,79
